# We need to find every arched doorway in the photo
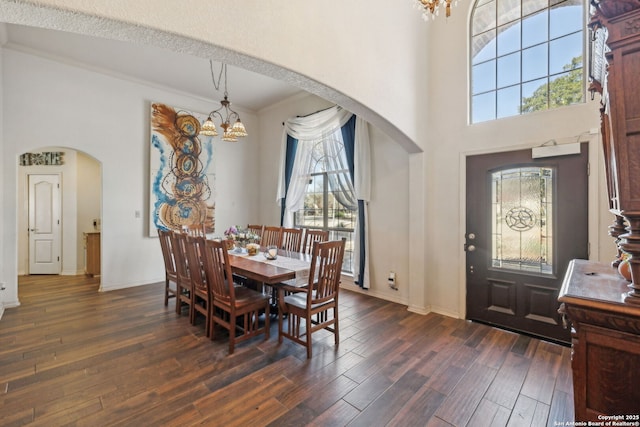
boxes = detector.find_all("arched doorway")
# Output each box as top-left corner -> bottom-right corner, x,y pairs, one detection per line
18,147 -> 102,282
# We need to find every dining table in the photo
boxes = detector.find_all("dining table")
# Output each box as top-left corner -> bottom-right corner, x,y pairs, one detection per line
227,248 -> 311,284
226,247 -> 313,312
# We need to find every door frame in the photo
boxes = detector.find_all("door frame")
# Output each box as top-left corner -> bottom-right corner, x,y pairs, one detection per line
458,135 -> 603,319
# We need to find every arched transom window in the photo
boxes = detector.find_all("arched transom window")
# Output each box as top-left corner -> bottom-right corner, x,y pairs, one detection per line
470,0 -> 585,123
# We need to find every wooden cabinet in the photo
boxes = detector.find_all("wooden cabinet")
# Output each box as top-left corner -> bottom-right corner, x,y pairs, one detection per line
84,232 -> 100,277
559,260 -> 640,421
589,1 -> 640,303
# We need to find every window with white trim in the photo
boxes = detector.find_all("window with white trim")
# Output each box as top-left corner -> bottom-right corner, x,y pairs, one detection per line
470,0 -> 585,123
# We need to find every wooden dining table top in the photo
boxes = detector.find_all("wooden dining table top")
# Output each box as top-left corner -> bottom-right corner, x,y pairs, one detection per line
227,249 -> 311,285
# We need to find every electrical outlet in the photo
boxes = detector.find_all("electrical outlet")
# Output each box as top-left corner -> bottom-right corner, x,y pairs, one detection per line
388,271 -> 397,290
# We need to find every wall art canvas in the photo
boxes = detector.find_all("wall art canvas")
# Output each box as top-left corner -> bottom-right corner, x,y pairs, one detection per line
149,102 -> 215,236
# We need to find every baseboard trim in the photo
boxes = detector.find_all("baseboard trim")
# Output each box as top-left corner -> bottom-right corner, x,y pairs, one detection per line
99,278 -> 164,292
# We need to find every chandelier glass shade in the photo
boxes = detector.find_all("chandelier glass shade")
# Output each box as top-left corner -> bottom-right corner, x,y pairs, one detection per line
414,0 -> 457,20
199,62 -> 248,142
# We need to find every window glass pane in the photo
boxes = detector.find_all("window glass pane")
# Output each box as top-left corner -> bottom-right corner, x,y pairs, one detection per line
473,92 -> 497,123
497,85 -> 521,119
549,70 -> 584,108
491,167 -> 554,274
473,60 -> 496,94
470,0 -> 584,123
522,9 -> 548,49
497,21 -> 520,56
522,44 -> 548,81
473,0 -> 497,36
522,0 -> 548,16
497,52 -> 520,88
521,77 -> 549,113
549,32 -> 582,75
550,0 -> 583,39
497,0 -> 520,26
472,30 -> 497,64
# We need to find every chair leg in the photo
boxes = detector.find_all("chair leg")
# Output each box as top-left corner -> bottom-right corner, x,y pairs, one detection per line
306,315 -> 312,359
229,313 -> 236,355
209,314 -> 216,341
164,279 -> 169,306
278,308 -> 284,344
334,307 -> 339,345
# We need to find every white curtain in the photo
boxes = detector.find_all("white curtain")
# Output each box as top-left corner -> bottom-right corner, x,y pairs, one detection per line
276,106 -> 371,288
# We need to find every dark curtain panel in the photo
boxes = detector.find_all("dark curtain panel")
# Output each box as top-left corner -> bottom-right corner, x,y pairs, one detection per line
280,135 -> 298,225
340,115 -> 366,287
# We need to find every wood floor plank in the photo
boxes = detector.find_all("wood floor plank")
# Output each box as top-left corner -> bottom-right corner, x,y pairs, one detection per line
0,275 -> 574,426
386,387 -> 447,426
306,399 -> 360,427
467,398 -> 512,427
484,352 -> 532,409
347,369 -> 428,426
434,362 -> 498,426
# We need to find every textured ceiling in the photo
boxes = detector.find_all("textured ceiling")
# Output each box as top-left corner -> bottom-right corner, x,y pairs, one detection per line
2,23 -> 303,113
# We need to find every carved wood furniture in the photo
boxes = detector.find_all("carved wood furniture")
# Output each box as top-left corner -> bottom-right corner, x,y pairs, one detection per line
559,260 -> 640,420
589,0 -> 640,303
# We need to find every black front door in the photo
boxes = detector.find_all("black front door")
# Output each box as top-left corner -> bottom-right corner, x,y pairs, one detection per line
465,143 -> 588,343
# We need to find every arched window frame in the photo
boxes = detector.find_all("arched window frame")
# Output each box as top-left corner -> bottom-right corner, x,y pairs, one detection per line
469,0 -> 586,124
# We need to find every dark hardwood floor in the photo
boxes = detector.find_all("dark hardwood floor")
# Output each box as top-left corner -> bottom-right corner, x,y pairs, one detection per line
0,275 -> 574,426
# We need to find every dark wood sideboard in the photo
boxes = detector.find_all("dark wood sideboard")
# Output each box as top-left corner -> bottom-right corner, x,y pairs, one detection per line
559,260 -> 640,420
558,0 -> 640,421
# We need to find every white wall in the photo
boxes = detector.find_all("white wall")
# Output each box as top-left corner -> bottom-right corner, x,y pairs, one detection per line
0,2 -> 618,321
3,47 -> 259,299
0,0 -> 429,152
419,4 -> 610,317
258,94 -> 412,304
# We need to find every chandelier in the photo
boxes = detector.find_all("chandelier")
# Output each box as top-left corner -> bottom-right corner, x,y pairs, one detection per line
200,61 -> 248,142
414,0 -> 457,20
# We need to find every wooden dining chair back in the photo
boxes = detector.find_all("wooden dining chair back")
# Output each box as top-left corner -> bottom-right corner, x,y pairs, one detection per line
281,227 -> 303,252
157,229 -> 178,307
201,239 -> 271,354
301,229 -> 329,254
247,224 -> 264,238
184,235 -> 211,336
278,238 -> 345,358
182,223 -> 206,237
261,226 -> 283,248
170,231 -> 192,316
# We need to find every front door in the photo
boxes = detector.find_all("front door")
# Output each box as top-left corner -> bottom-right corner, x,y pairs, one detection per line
465,143 -> 588,343
28,174 -> 61,274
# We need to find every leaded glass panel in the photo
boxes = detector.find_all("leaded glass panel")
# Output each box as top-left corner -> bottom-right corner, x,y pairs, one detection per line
491,167 -> 553,274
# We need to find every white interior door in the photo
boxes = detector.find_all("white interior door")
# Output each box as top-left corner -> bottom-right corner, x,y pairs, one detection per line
28,174 -> 61,274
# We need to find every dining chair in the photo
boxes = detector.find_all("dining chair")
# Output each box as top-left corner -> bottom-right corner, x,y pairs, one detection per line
261,226 -> 283,248
281,227 -> 303,252
157,229 -> 178,307
301,229 -> 329,254
182,223 -> 207,237
184,235 -> 212,336
247,224 -> 264,238
278,238 -> 345,358
170,231 -> 193,316
201,239 -> 271,355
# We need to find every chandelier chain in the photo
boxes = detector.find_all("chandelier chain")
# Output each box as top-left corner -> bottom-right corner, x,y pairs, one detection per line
209,60 -> 228,96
